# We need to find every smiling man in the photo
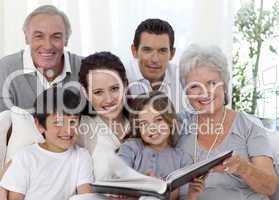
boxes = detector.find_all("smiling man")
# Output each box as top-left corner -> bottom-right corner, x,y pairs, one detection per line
126,19 -> 184,112
0,5 -> 82,112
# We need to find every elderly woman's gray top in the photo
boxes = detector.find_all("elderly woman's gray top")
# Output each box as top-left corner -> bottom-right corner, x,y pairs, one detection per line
177,111 -> 273,200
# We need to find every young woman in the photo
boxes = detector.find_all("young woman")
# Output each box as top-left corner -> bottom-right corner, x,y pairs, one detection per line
78,52 -> 130,181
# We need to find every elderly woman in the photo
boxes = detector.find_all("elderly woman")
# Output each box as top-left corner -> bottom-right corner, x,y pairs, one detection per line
178,44 -> 278,200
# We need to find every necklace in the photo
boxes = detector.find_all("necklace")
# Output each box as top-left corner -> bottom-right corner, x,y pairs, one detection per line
193,108 -> 227,163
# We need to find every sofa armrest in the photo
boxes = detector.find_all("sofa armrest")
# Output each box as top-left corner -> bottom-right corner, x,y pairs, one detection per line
0,110 -> 11,168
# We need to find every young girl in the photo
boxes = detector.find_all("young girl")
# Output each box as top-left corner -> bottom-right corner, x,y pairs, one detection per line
118,91 -> 204,200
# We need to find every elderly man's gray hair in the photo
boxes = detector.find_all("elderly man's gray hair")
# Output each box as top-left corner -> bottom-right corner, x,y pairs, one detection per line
22,5 -> 72,44
179,44 -> 230,105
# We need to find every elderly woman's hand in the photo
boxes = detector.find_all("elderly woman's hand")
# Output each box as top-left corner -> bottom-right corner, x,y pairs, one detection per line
222,154 -> 249,176
211,153 -> 278,196
211,154 -> 248,176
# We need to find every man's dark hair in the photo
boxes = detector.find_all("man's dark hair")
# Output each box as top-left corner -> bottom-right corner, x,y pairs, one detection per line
33,86 -> 82,128
133,18 -> 175,50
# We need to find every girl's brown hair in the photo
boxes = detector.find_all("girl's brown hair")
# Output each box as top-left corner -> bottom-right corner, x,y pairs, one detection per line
129,91 -> 179,147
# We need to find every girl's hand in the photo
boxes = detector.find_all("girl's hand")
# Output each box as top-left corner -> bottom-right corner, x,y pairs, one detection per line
185,177 -> 205,200
144,171 -> 156,177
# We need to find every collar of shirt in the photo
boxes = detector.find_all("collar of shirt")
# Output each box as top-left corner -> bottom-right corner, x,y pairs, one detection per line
128,58 -> 172,92
23,45 -> 72,89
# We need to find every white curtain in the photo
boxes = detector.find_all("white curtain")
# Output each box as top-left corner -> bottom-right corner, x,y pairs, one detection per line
0,0 -> 233,65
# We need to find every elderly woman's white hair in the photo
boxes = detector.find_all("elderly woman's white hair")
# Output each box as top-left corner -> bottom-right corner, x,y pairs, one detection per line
22,5 -> 72,45
179,44 -> 230,105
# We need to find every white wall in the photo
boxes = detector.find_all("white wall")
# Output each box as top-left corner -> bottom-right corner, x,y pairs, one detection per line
0,0 -> 233,64
0,0 -> 4,57
188,0 -> 233,62
0,0 -> 27,57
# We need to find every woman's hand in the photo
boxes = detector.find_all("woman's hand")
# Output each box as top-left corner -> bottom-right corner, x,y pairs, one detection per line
211,153 -> 278,196
185,177 -> 205,200
211,153 -> 248,176
221,154 -> 248,176
210,153 -> 248,176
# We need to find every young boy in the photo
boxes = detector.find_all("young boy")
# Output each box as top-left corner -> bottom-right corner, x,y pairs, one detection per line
0,87 -> 94,200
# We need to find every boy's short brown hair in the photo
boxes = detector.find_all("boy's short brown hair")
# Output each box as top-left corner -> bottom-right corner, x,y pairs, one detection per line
33,86 -> 82,128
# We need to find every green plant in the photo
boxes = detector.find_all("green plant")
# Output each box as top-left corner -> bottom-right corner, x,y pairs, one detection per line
232,0 -> 279,114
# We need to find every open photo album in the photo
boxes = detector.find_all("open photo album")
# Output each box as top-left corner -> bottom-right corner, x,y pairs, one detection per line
93,150 -> 233,199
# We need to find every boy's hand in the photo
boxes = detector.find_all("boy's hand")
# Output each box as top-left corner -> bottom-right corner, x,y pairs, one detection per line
0,187 -> 7,200
185,178 -> 205,200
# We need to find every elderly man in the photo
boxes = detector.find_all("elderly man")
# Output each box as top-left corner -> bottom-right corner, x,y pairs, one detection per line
0,5 -> 81,112
126,18 -> 184,112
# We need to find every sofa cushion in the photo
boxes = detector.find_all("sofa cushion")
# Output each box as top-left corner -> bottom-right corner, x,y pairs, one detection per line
0,110 -> 11,167
268,132 -> 279,200
5,106 -> 44,161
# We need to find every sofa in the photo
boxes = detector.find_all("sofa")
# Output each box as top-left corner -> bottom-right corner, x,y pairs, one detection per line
0,108 -> 279,199
269,132 -> 279,200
